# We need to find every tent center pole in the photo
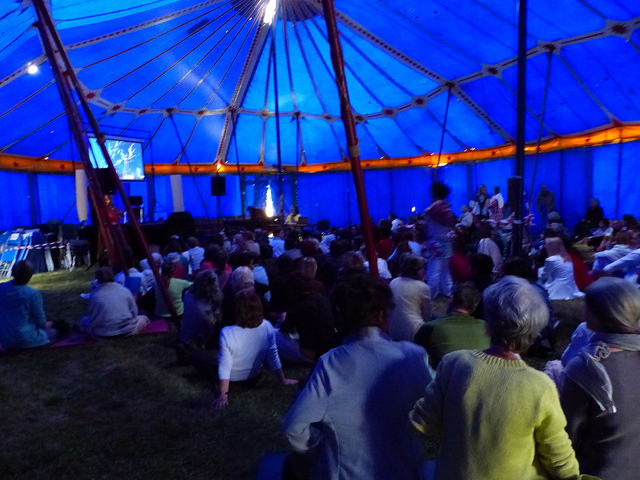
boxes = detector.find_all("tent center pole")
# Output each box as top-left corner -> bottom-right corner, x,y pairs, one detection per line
320,0 -> 378,276
512,0 -> 527,257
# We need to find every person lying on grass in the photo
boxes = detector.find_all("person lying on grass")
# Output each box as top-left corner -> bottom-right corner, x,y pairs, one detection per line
213,289 -> 297,409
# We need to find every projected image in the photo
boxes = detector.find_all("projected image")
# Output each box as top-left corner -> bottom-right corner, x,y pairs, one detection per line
89,137 -> 145,180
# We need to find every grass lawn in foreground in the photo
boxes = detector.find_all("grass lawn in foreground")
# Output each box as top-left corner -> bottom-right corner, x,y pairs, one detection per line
1,268 -> 310,479
0,269 -> 582,479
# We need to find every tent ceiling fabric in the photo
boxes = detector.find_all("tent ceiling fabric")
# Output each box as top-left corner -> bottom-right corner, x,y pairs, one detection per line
0,0 -> 639,171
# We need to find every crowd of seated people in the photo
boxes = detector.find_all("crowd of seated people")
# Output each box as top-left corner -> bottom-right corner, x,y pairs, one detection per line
6,186 -> 640,479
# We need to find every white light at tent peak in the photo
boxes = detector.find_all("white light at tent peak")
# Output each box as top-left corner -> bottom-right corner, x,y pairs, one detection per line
27,63 -> 38,75
264,0 -> 277,24
411,206 -> 416,212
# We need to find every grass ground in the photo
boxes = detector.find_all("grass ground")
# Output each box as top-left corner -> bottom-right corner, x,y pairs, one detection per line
0,269 -> 583,479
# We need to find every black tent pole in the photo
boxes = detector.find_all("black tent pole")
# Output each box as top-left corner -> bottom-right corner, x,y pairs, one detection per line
512,0 -> 527,256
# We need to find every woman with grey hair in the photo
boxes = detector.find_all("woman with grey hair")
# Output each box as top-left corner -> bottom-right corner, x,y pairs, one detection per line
410,276 -> 580,480
560,277 -> 640,479
388,253 -> 431,341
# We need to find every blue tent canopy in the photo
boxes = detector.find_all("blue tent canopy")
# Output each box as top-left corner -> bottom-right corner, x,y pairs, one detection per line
0,0 -> 639,230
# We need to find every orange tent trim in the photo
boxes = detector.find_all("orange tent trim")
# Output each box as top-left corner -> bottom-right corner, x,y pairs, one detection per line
1,123 -> 639,175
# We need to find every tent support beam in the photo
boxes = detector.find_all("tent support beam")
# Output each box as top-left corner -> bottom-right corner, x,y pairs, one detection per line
616,142 -> 622,219
512,0 -> 527,257
32,0 -> 179,323
216,23 -> 270,165
320,0 -> 378,276
33,0 -> 121,271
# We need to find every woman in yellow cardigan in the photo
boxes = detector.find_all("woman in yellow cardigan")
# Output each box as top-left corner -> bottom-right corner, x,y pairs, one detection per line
410,276 -> 585,480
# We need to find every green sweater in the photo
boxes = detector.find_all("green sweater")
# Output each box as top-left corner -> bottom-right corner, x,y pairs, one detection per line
410,350 -> 580,480
414,312 -> 490,368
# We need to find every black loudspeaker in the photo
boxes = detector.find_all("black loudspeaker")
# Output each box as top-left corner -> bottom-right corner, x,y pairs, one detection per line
129,196 -> 143,207
211,176 -> 226,196
507,177 -> 521,209
95,168 -> 117,195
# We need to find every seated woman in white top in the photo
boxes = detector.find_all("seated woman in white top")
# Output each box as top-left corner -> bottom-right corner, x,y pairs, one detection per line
389,254 -> 431,341
213,289 -> 297,409
539,237 -> 584,300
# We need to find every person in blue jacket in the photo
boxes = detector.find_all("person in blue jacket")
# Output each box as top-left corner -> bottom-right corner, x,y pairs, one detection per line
0,260 -> 53,349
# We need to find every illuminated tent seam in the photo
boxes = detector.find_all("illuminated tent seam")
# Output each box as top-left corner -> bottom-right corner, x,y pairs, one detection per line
1,123 -> 638,174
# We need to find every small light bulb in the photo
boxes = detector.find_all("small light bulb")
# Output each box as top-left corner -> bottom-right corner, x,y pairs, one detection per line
27,63 -> 38,75
411,206 -> 416,212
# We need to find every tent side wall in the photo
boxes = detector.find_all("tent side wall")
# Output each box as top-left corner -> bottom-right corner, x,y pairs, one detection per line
1,140 -> 638,233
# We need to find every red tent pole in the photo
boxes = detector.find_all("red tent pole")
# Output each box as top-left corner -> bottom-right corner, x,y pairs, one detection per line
33,0 -> 179,323
320,0 -> 378,276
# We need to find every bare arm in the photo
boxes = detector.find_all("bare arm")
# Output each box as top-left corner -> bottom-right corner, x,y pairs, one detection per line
273,368 -> 299,385
213,379 -> 230,409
